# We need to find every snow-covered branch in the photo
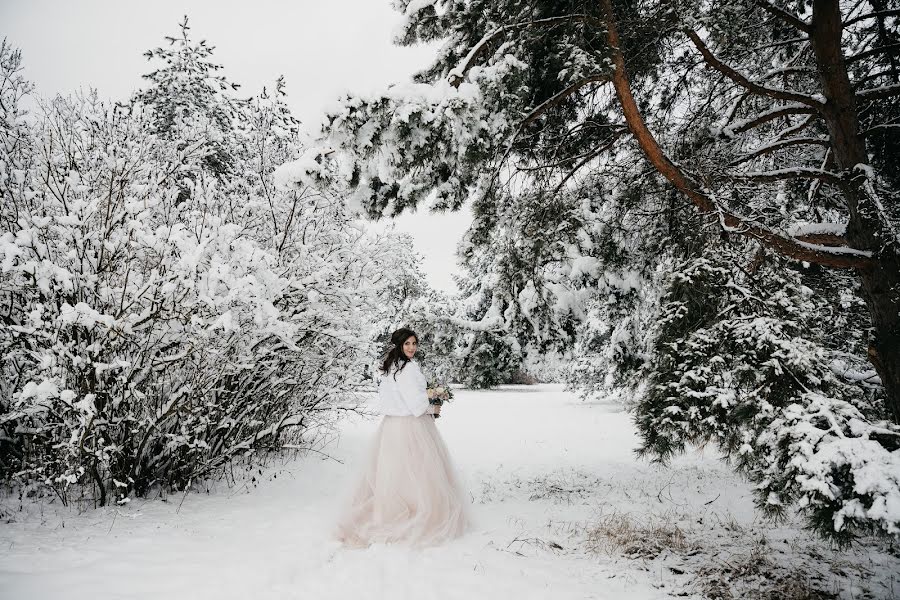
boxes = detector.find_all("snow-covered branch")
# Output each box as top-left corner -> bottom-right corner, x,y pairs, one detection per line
753,0 -> 812,33
521,74 -> 609,126
848,42 -> 900,64
857,83 -> 900,102
862,123 -> 900,137
844,8 -> 900,28
721,103 -> 816,137
448,14 -> 602,87
727,167 -> 843,185
729,136 -> 829,166
600,0 -> 871,271
686,30 -> 823,108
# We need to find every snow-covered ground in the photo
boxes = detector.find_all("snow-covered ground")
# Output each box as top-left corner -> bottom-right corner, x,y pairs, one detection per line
1,384 -> 897,599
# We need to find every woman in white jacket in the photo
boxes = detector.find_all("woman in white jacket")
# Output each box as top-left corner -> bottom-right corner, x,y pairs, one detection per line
334,327 -> 470,547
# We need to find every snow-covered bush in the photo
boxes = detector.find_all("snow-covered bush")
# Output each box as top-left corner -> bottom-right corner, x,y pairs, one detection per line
635,251 -> 899,542
0,32 -> 414,506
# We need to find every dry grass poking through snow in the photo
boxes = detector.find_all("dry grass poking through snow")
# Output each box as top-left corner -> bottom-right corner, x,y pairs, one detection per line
477,466 -> 899,600
695,545 -> 837,600
585,512 -> 697,560
578,504 -> 896,599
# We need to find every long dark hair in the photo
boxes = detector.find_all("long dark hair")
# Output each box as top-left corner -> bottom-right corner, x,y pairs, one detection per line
380,328 -> 418,380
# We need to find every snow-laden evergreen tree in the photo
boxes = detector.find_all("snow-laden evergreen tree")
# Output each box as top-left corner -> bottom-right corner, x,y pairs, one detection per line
0,26 -> 420,507
314,1 -> 900,541
636,243 -> 895,543
135,15 -> 243,197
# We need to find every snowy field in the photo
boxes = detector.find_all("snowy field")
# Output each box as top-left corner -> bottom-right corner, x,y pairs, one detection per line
1,384 -> 897,600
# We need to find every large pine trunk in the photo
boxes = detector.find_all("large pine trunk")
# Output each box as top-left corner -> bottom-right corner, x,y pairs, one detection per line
811,0 -> 900,423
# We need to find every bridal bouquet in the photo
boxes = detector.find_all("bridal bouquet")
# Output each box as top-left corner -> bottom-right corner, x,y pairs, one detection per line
426,380 -> 453,419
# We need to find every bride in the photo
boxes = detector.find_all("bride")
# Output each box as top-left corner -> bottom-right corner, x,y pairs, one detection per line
334,327 -> 471,547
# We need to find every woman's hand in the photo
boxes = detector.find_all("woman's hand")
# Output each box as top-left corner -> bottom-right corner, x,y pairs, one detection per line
432,404 -> 442,416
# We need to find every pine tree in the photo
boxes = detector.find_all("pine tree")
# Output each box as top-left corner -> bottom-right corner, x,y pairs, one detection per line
135,15 -> 243,191
319,0 -> 900,541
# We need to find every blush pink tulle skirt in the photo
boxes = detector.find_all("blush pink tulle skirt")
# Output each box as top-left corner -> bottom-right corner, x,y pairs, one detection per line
334,414 -> 471,548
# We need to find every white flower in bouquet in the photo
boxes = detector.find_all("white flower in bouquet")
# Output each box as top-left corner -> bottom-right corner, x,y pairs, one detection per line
426,380 -> 453,418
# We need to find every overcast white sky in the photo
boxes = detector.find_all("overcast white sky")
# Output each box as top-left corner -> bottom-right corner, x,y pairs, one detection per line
1,0 -> 472,294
